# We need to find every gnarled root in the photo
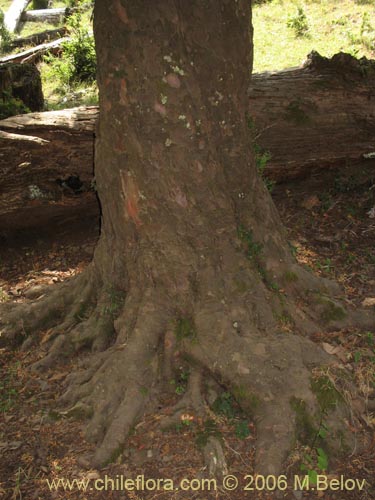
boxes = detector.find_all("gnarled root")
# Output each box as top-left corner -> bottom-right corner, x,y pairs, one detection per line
0,262 -> 369,476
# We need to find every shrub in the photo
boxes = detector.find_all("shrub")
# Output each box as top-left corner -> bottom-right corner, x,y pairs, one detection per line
0,9 -> 12,54
287,6 -> 309,38
0,91 -> 30,120
32,0 -> 49,8
44,12 -> 96,90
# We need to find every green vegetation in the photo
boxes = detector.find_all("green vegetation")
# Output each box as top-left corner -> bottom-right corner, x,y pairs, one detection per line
311,374 -> 343,412
42,10 -> 96,106
0,91 -> 30,119
102,287 -> 125,318
287,5 -> 310,38
170,368 -> 189,395
238,226 -> 263,260
247,114 -> 275,192
253,0 -> 375,72
0,363 -> 19,413
32,0 -> 49,8
0,8 -> 12,53
195,419 -> 222,448
175,317 -> 197,342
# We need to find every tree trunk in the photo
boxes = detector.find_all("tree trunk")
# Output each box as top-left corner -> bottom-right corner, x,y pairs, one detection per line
1,50 -> 373,227
250,51 -> 375,180
0,106 -> 98,230
3,0 -> 31,33
0,0 -> 371,476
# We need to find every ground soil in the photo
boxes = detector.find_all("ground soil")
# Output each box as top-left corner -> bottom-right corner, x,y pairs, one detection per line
0,162 -> 374,500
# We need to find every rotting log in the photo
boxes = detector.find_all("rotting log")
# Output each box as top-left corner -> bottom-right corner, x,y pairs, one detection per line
3,0 -> 31,33
0,37 -> 69,65
249,51 -> 375,180
0,63 -> 44,112
0,106 -> 99,230
0,52 -> 374,230
10,27 -> 68,49
21,7 -> 73,25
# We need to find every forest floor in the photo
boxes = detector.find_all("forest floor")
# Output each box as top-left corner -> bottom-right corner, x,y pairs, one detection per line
0,162 -> 374,500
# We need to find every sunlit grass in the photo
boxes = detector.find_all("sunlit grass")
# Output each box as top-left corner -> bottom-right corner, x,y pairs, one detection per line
253,0 -> 375,72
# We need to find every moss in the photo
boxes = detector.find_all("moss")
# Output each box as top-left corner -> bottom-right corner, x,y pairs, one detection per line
64,402 -> 93,420
282,270 -> 299,283
233,278 -> 248,294
284,100 -> 312,126
311,376 -> 343,412
238,226 -> 263,260
175,317 -> 197,342
290,397 -> 318,443
195,419 -> 222,448
104,445 -> 124,466
320,300 -> 346,323
232,384 -> 260,415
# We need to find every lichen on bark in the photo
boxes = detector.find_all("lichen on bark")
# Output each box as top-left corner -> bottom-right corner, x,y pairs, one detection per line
0,0 -> 372,477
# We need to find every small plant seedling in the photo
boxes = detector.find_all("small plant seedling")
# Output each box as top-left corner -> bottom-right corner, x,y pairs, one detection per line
287,6 -> 309,38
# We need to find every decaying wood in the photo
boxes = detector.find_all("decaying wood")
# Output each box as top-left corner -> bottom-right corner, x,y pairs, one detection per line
0,63 -> 44,112
0,106 -> 99,230
10,27 -> 68,49
3,0 -> 31,33
0,52 -> 374,229
0,37 -> 69,65
249,51 -> 375,180
21,7 -> 73,24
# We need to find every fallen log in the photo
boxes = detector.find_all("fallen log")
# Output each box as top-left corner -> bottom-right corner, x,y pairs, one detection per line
10,27 -> 68,49
0,106 -> 99,230
3,0 -> 31,33
249,51 -> 375,180
0,36 -> 69,65
21,7 -> 72,24
0,52 -> 374,230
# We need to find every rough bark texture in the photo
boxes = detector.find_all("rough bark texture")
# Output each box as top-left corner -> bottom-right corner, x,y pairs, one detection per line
1,51 -> 374,230
249,51 -> 375,180
0,0 -> 372,477
0,106 -> 98,230
0,63 -> 44,112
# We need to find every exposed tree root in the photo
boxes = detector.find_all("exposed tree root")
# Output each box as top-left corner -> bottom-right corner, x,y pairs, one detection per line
0,245 -> 372,476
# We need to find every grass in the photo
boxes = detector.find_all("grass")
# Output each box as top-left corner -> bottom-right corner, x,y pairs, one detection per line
0,0 -> 12,11
253,0 -> 375,72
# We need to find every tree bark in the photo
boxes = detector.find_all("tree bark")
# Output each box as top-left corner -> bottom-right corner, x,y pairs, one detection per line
0,0 -> 371,477
3,0 -> 31,33
249,51 -> 375,180
0,106 -> 98,230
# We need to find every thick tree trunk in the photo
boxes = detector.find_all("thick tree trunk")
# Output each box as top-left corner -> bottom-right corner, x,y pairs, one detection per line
0,106 -> 98,230
0,0 -> 371,477
1,51 -> 373,227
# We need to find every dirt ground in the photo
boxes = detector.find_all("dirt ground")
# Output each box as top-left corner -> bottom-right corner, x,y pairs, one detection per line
0,162 -> 374,500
